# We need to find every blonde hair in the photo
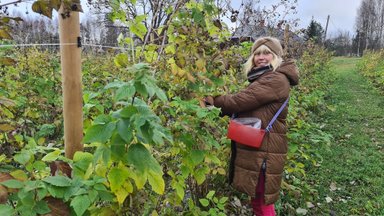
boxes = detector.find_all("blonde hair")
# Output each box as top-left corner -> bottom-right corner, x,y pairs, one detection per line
243,45 -> 283,75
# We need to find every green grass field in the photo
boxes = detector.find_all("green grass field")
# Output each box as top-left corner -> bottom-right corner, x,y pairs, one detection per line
307,57 -> 384,215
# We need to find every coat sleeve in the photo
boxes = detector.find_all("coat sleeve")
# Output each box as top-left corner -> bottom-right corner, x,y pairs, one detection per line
213,73 -> 290,115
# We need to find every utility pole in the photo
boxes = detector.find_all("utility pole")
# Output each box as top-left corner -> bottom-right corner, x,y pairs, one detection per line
357,30 -> 360,56
58,5 -> 83,159
324,15 -> 330,42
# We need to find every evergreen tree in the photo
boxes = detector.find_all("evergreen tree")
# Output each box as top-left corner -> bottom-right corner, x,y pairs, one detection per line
304,19 -> 324,44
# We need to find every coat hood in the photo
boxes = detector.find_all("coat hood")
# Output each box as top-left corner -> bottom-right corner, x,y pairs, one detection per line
276,59 -> 299,86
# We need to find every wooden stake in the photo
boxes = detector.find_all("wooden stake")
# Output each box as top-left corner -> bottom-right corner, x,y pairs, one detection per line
58,5 -> 83,159
284,24 -> 290,57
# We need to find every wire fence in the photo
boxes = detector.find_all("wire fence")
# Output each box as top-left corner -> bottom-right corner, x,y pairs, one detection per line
0,43 -> 131,51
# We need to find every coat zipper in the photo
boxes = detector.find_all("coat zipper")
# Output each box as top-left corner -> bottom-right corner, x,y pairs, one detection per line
261,158 -> 267,173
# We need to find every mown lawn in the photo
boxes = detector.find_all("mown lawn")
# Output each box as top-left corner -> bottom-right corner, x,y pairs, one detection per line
307,57 -> 384,215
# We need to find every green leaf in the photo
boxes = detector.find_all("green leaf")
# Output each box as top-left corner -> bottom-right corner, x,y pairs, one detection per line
107,166 -> 129,192
37,188 -> 48,200
141,79 -> 156,97
42,149 -> 62,162
115,84 -> 135,101
104,81 -> 125,89
0,204 -> 15,215
127,144 -> 162,174
130,22 -> 147,40
206,190 -> 215,199
199,198 -> 209,207
134,14 -> 147,23
119,105 -> 138,118
190,150 -> 205,167
83,122 -> 116,143
73,152 -> 94,172
152,130 -> 165,145
180,165 -> 190,178
193,168 -> 206,185
73,152 -> 93,163
34,200 -> 51,214
114,53 -> 129,68
134,81 -> 148,98
70,195 -> 91,216
154,86 -> 167,101
116,119 -> 133,144
88,190 -> 98,203
98,191 -> 114,202
129,15 -> 147,40
43,176 -> 72,187
147,170 -> 164,195
219,197 -> 228,204
18,189 -> 34,206
46,185 -> 67,199
16,205 -> 34,216
192,8 -> 205,26
93,145 -> 111,166
110,133 -> 126,160
1,179 -> 23,189
14,150 -> 32,165
93,114 -> 112,125
137,122 -> 153,144
174,182 -> 185,200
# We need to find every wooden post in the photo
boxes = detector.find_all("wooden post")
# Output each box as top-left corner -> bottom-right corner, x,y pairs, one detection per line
58,5 -> 83,159
284,24 -> 290,57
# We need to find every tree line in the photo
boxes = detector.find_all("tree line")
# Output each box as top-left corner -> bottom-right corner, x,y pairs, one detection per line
5,0 -> 384,57
354,0 -> 384,54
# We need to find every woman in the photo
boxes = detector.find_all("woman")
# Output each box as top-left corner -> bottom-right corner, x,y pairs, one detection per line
204,36 -> 299,215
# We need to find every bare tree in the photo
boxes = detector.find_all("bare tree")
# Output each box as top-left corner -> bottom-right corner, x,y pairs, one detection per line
10,10 -> 58,51
326,31 -> 352,56
355,0 -> 384,51
87,0 -> 191,44
231,0 -> 298,33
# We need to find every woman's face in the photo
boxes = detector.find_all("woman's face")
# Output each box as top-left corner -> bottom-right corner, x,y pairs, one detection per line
253,51 -> 273,67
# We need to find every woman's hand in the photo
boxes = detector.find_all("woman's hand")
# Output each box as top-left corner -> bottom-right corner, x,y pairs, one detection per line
199,96 -> 214,108
204,96 -> 214,106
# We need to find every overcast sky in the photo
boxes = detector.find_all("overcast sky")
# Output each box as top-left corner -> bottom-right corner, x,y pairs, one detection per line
5,0 -> 362,37
229,0 -> 362,37
295,0 -> 362,37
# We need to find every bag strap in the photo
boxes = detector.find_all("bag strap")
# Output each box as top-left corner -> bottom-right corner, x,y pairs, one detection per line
265,97 -> 289,132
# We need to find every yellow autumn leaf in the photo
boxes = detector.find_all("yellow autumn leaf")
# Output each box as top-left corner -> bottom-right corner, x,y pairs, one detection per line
123,180 -> 133,194
115,186 -> 129,204
95,164 -> 108,177
0,29 -> 12,40
217,168 -> 226,175
10,170 -> 28,181
0,124 -> 15,132
195,58 -> 206,71
84,163 -> 93,180
186,73 -> 196,83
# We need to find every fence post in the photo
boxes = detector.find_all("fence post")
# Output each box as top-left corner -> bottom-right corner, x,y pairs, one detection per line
58,5 -> 83,159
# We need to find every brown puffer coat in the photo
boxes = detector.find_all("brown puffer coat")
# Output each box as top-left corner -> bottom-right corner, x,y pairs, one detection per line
213,60 -> 299,204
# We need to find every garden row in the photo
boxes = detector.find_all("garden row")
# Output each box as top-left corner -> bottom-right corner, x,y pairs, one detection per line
0,2 -> 335,215
357,50 -> 384,92
0,46 -> 334,216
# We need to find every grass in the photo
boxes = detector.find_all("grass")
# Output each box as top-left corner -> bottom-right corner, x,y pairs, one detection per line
307,57 -> 384,215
